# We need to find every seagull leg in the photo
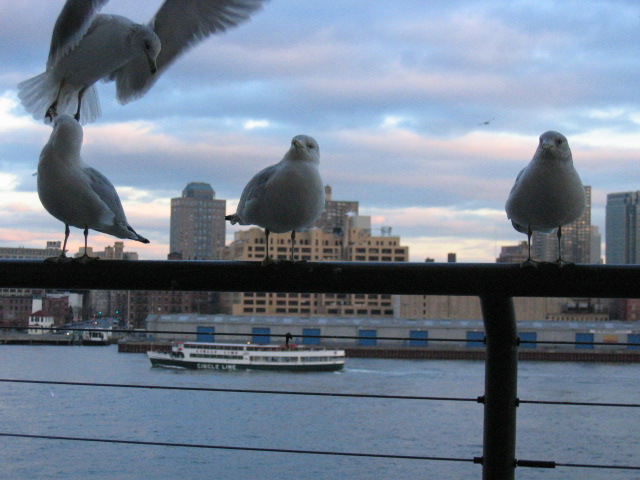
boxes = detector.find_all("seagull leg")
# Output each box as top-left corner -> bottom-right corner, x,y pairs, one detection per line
555,226 -> 573,267
520,225 -> 538,268
74,87 -> 87,122
62,224 -> 70,258
261,228 -> 275,266
75,227 -> 97,264
46,224 -> 71,262
290,230 -> 296,261
46,81 -> 65,122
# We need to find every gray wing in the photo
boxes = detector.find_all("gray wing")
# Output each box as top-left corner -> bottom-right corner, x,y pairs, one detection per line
47,0 -> 110,70
237,163 -> 277,216
84,167 -> 127,222
111,0 -> 268,104
508,167 -> 525,196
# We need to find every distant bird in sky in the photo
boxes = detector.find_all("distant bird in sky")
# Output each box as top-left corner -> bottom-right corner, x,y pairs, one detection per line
226,135 -> 325,264
37,114 -> 149,261
478,117 -> 495,126
18,0 -> 268,124
505,131 -> 586,265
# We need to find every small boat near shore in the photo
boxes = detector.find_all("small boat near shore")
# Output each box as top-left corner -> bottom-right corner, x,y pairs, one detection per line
147,341 -> 346,371
81,329 -> 111,346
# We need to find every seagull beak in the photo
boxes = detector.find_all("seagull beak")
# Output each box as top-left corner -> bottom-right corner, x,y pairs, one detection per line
147,54 -> 158,75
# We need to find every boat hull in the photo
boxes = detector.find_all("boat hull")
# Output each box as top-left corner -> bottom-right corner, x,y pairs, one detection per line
148,353 -> 344,372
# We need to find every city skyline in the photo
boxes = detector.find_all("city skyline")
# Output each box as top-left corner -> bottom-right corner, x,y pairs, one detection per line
0,1 -> 639,262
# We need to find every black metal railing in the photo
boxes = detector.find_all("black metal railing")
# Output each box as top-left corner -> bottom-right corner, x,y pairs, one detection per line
1,259 -> 639,480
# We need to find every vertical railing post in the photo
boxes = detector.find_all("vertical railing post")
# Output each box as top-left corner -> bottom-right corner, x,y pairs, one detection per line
480,295 -> 518,480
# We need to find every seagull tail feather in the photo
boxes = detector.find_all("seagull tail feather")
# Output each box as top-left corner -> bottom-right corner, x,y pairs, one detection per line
225,214 -> 242,225
17,72 -> 57,123
125,225 -> 149,244
17,73 -> 102,125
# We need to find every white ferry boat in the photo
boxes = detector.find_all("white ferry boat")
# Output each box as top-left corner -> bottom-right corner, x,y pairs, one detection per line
147,341 -> 346,372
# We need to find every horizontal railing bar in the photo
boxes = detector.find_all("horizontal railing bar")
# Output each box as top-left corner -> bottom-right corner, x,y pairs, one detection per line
0,260 -> 638,298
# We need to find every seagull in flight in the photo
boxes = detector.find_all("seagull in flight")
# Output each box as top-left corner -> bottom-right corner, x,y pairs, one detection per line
18,0 -> 268,124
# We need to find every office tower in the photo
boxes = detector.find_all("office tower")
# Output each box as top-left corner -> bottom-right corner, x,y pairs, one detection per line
606,191 -> 640,264
314,185 -> 359,234
531,185 -> 592,263
590,226 -> 602,264
170,182 -> 226,260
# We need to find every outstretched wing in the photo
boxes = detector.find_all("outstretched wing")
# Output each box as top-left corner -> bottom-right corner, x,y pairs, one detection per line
47,0 -> 110,70
111,0 -> 268,104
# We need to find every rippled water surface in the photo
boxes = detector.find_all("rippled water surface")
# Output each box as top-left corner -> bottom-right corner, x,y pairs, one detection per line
0,345 -> 638,479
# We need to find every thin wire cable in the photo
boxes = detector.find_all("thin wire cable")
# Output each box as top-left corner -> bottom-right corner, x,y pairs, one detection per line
4,378 -> 640,409
554,461 -> 640,471
519,398 -> 640,408
3,325 -> 640,347
2,432 -> 639,471
0,378 -> 480,403
0,432 -> 475,464
0,325 -> 473,344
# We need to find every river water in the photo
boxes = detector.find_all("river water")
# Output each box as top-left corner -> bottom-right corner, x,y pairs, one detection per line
0,345 -> 638,480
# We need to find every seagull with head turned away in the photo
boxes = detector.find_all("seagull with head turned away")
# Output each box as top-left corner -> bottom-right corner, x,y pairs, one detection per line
226,135 -> 325,264
37,114 -> 149,262
18,0 -> 268,124
505,130 -> 586,265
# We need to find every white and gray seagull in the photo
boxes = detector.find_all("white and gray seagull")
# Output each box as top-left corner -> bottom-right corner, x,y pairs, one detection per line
18,0 -> 268,124
505,130 -> 586,265
38,114 -> 149,261
226,135 -> 325,264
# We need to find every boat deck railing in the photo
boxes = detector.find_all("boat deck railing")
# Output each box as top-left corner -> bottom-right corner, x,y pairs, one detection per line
1,259 -> 639,480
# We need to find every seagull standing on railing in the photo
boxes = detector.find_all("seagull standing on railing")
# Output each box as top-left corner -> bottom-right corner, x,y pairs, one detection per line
18,0 -> 268,124
505,131 -> 586,265
225,135 -> 325,264
37,114 -> 149,262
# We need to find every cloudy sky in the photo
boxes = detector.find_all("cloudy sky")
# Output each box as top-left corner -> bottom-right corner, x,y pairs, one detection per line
0,0 -> 638,262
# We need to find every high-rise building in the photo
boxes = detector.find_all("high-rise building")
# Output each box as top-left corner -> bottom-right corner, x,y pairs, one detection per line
170,182 -> 226,260
314,185 -> 359,234
590,225 -> 602,264
606,191 -> 640,264
531,185 -> 592,263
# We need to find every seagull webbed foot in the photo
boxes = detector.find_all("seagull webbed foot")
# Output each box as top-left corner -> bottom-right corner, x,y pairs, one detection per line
519,258 -> 540,269
74,254 -> 99,264
261,255 -> 277,266
554,258 -> 575,268
45,104 -> 58,123
44,254 -> 72,264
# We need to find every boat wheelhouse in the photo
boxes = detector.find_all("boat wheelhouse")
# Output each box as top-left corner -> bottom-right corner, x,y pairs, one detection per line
147,341 -> 346,371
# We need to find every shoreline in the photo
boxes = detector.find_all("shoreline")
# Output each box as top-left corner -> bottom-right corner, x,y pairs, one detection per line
2,336 -> 639,362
